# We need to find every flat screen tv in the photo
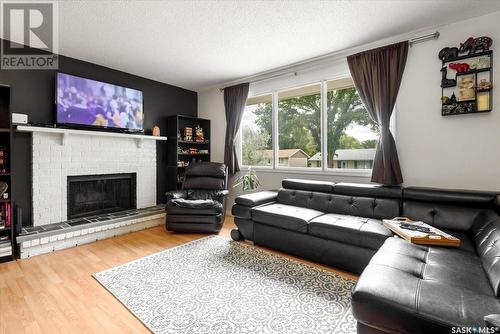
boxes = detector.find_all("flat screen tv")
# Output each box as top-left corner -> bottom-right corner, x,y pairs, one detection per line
56,72 -> 144,132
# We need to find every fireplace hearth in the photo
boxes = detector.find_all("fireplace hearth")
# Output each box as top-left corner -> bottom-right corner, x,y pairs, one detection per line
67,173 -> 137,219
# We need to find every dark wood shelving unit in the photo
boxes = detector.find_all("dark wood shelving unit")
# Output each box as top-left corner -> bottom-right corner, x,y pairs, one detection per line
166,115 -> 211,190
0,85 -> 14,263
441,50 -> 493,116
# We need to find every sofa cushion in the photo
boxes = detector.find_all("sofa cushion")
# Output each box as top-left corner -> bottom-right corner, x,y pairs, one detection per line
281,178 -> 335,193
252,203 -> 324,233
277,189 -> 400,220
352,238 -> 500,333
309,214 -> 392,250
334,183 -> 402,199
402,200 -> 484,232
472,214 -> 500,297
167,199 -> 223,216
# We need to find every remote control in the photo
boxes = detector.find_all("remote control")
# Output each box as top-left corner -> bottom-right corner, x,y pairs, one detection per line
399,223 -> 431,233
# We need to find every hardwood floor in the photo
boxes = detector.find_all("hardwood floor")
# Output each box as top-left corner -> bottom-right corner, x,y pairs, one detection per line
0,217 -> 357,334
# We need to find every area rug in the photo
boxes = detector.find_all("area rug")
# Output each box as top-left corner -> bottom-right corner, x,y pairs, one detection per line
93,236 -> 357,334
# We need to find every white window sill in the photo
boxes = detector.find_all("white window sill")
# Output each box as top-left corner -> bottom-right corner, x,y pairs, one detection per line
239,166 -> 372,178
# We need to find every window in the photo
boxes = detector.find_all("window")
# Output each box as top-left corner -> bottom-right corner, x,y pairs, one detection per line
326,78 -> 379,169
241,78 -> 380,173
278,84 -> 321,169
241,94 -> 273,167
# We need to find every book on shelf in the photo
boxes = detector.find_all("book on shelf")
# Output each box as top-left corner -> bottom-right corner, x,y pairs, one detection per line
0,249 -> 12,257
1,202 -> 10,227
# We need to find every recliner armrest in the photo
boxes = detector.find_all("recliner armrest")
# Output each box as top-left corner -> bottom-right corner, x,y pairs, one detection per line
165,190 -> 187,202
484,314 -> 500,328
234,190 -> 278,207
215,190 -> 229,202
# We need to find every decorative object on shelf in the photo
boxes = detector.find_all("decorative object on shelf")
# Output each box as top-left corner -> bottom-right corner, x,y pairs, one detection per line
459,36 -> 493,55
441,96 -> 451,105
440,67 -> 456,88
457,74 -> 476,101
152,126 -> 161,137
477,79 -> 492,91
177,147 -> 189,154
450,92 -> 457,104
198,149 -> 209,154
441,104 -> 457,115
0,182 -> 7,197
449,62 -> 470,73
183,127 -> 193,141
438,47 -> 459,61
2,192 -> 8,199
189,148 -> 198,155
454,101 -> 476,114
233,167 -> 261,191
0,147 -> 6,173
477,92 -> 490,111
470,56 -> 491,70
194,125 -> 204,143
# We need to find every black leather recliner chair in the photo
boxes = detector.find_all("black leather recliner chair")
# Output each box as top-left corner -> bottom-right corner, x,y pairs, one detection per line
165,162 -> 229,233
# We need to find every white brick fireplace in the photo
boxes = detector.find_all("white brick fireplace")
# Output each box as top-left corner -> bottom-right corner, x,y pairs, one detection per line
31,131 -> 157,226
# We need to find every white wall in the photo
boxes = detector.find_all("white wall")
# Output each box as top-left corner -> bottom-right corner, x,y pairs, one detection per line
397,12 -> 500,191
198,11 -> 500,201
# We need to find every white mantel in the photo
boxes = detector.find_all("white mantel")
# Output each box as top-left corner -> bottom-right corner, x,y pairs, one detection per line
19,126 -> 162,226
17,125 -> 167,148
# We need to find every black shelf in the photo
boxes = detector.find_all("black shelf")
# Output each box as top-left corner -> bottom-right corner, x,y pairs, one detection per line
442,109 -> 491,116
441,49 -> 492,117
0,85 -> 14,262
177,153 -> 210,156
443,50 -> 492,63
456,67 -> 491,76
166,115 -> 211,191
178,140 -> 210,145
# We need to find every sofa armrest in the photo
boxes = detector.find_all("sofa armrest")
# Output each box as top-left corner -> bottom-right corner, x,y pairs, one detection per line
165,190 -> 187,202
234,190 -> 278,207
484,314 -> 500,328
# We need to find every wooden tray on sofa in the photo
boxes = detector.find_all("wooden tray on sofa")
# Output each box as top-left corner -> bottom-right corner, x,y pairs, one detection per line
383,217 -> 460,247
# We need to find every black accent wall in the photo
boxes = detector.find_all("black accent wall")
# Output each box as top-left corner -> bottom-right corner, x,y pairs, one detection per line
0,47 -> 197,226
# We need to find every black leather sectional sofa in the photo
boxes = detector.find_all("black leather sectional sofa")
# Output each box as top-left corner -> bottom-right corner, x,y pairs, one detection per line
231,179 -> 500,333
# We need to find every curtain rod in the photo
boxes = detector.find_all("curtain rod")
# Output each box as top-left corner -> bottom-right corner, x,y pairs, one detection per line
409,31 -> 440,46
219,31 -> 440,91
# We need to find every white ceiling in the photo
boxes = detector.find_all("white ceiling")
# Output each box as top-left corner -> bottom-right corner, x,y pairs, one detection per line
57,1 -> 500,91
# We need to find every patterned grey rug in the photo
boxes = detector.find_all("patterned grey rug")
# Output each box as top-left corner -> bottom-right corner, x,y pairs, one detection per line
93,236 -> 356,334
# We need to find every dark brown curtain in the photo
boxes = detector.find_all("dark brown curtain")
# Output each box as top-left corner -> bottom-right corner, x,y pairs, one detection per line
347,41 -> 408,185
224,83 -> 250,174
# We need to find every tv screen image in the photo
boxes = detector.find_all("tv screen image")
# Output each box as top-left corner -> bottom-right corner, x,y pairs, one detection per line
56,73 -> 144,131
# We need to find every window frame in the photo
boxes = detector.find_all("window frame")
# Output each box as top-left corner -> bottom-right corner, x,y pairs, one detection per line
240,76 -> 394,177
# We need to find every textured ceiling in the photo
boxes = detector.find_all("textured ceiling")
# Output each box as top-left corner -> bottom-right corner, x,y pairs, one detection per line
57,1 -> 500,91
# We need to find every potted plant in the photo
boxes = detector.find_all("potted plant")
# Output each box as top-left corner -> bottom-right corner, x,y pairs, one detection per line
233,167 -> 261,191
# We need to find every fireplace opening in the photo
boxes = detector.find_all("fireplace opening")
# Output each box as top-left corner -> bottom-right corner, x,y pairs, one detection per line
67,173 -> 137,219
